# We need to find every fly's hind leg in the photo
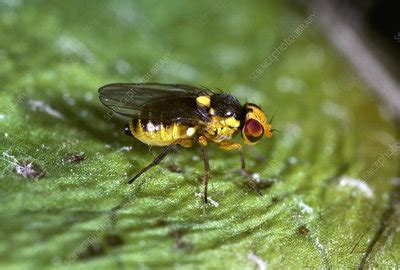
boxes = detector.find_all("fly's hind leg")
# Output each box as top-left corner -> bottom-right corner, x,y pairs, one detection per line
128,139 -> 190,184
217,141 -> 262,196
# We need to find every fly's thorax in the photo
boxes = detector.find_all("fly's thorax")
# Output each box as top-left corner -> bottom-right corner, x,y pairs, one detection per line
196,93 -> 243,143
202,115 -> 241,143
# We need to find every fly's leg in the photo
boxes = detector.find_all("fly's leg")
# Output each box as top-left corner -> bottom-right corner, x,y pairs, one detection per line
217,141 -> 247,173
217,141 -> 262,196
198,136 -> 209,204
128,139 -> 183,184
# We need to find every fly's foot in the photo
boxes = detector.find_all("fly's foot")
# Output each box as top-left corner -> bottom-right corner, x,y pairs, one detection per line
241,169 -> 263,196
241,170 -> 275,196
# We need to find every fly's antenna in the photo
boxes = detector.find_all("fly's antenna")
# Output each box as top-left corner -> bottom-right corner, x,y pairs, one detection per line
268,110 -> 278,125
268,110 -> 279,134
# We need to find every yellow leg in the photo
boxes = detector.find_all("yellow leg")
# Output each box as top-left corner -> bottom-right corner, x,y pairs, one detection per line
198,136 -> 209,203
178,139 -> 193,148
217,141 -> 263,196
217,141 -> 241,151
217,142 -> 246,172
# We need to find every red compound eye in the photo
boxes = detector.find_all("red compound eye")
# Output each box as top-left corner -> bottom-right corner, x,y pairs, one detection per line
243,119 -> 264,143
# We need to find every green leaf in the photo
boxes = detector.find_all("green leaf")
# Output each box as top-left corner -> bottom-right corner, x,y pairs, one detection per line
0,1 -> 399,269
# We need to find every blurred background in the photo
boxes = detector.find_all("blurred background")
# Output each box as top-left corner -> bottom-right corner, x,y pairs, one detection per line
304,0 -> 400,119
0,0 -> 399,269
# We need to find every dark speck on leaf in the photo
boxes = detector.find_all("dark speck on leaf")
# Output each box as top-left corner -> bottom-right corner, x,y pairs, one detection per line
156,219 -> 167,226
171,228 -> 191,250
196,174 -> 204,183
271,196 -> 279,203
64,152 -> 86,163
167,163 -> 184,173
297,225 -> 310,236
15,160 -> 45,179
104,233 -> 124,247
77,242 -> 105,260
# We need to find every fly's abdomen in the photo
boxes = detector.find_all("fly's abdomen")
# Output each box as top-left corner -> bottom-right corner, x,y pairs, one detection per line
129,119 -> 196,146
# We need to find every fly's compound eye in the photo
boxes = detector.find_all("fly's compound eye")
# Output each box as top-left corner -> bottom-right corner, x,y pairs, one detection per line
243,119 -> 264,143
124,124 -> 133,136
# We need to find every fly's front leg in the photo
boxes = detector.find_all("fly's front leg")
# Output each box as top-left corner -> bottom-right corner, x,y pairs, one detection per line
217,141 -> 262,196
198,136 -> 209,204
217,142 -> 247,174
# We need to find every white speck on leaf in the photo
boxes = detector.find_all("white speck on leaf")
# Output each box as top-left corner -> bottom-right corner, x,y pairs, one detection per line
1,152 -> 44,179
298,200 -> 313,214
15,162 -> 41,178
2,151 -> 19,166
315,237 -> 327,257
315,238 -> 324,250
195,193 -> 219,207
28,100 -> 64,119
119,146 -> 133,152
248,252 -> 266,270
338,176 -> 374,198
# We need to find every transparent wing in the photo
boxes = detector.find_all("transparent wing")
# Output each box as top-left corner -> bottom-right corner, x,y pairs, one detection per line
98,83 -> 213,124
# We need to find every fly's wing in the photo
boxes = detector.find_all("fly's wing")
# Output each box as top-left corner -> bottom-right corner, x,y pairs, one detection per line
98,83 -> 213,125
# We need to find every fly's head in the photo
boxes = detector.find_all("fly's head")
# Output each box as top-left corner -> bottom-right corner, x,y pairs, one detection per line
241,103 -> 272,145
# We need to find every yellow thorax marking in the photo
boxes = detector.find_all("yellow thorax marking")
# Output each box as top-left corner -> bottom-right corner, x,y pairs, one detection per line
203,115 -> 240,142
209,116 -> 240,129
224,116 -> 240,128
196,96 -> 211,107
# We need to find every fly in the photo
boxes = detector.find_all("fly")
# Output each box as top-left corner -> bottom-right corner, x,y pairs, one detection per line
98,83 -> 275,203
